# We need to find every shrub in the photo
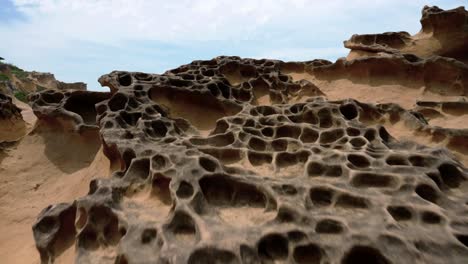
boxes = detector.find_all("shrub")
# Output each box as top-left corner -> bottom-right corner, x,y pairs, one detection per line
14,91 -> 28,103
36,85 -> 48,92
0,73 -> 9,81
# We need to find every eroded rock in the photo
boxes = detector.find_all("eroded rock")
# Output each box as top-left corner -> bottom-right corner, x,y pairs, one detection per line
29,5 -> 468,264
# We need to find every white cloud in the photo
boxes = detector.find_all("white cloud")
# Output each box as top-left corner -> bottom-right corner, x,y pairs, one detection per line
7,0 -> 460,44
0,0 -> 465,90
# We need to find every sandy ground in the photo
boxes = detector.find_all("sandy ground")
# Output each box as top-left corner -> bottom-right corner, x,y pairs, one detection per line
287,72 -> 463,110
0,119 -> 110,264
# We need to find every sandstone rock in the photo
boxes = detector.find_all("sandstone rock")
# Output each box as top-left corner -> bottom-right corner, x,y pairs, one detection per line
0,91 -> 27,142
0,92 -> 21,120
28,54 -> 468,263
345,6 -> 468,63
17,5 -> 468,264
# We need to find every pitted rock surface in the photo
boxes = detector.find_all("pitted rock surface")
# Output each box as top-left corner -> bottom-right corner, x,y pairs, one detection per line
30,5 -> 468,264
0,92 -> 21,120
29,90 -> 111,132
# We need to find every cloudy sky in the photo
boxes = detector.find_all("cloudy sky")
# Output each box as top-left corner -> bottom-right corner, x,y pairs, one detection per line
0,0 -> 465,91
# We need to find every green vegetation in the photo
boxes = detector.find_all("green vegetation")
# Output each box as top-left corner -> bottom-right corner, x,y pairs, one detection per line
36,85 -> 48,92
9,64 -> 28,80
14,91 -> 28,103
0,61 -> 28,80
0,73 -> 9,81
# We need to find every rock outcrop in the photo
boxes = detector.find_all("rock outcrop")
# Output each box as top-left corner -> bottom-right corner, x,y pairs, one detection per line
0,62 -> 86,97
345,6 -> 468,63
2,4 -> 467,264
0,91 -> 26,142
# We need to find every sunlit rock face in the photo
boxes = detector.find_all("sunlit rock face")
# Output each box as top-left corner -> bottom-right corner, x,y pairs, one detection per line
29,5 -> 468,264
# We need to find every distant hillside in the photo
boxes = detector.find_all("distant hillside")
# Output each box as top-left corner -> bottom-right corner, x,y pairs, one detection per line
0,59 -> 87,103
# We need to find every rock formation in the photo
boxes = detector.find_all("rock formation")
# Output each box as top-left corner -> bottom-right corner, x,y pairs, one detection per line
0,5 -> 467,264
345,6 -> 468,63
0,62 -> 86,97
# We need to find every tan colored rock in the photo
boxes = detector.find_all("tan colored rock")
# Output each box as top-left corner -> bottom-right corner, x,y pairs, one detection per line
345,6 -> 468,63
0,5 -> 466,264
27,54 -> 468,264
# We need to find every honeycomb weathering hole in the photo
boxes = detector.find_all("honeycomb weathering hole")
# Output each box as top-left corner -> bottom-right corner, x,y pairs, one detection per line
149,86 -> 241,135
342,246 -> 390,264
257,234 -> 289,261
199,174 -> 276,226
64,93 -> 109,125
188,248 -> 239,264
167,211 -> 197,244
293,243 -> 324,264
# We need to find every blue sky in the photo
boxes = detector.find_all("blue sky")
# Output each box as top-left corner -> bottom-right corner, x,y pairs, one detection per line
0,0 -> 465,91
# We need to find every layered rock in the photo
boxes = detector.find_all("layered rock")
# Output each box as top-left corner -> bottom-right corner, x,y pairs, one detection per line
345,6 -> 468,63
0,91 -> 26,142
0,62 -> 86,97
27,5 -> 468,264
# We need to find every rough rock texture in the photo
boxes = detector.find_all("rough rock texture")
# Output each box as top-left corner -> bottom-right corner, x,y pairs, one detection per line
0,91 -> 27,142
16,5 -> 468,264
29,90 -> 111,133
0,92 -> 21,120
345,6 -> 468,63
0,63 -> 87,96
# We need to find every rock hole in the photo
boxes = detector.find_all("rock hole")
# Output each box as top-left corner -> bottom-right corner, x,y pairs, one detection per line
347,154 -> 370,168
346,127 -> 361,136
150,86 -> 240,132
42,92 -> 64,104
300,128 -> 319,143
340,104 -> 358,120
349,137 -> 367,148
151,175 -> 172,205
125,158 -> 150,180
249,137 -> 267,151
118,73 -> 132,86
438,163 -> 464,188
151,154 -> 168,171
287,230 -> 307,242
257,234 -> 289,261
415,184 -> 438,204
316,219 -> 344,234
199,157 -> 218,172
199,174 -> 267,207
167,211 -> 197,244
122,149 -> 136,171
421,211 -> 442,224
386,155 -> 409,166
293,243 -> 324,264
336,194 -> 368,209
307,162 -> 324,176
341,246 -> 390,264
351,173 -> 397,188
319,129 -> 345,144
276,125 -> 301,139
310,187 -> 334,206
387,206 -> 412,221
261,127 -> 274,137
248,151 -> 273,166
455,234 -> 468,248
64,93 -> 109,125
318,108 -> 333,128
151,120 -> 168,137
141,228 -> 157,244
120,112 -> 141,126
176,181 -> 194,199
188,248 -> 239,264
272,139 -> 288,151
240,244 -> 260,264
